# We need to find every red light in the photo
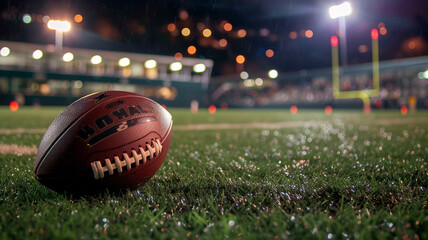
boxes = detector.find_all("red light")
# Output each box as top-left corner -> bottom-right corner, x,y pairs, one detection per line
371,28 -> 379,40
325,105 -> 333,115
401,105 -> 408,115
162,104 -> 167,109
290,105 -> 298,115
208,105 -> 217,114
9,101 -> 19,111
330,36 -> 339,47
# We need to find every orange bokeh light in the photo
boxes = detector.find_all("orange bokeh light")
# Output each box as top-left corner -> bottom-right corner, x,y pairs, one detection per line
9,101 -> 19,111
74,14 -> 83,23
219,39 -> 228,47
379,27 -> 387,35
290,105 -> 298,115
236,55 -> 245,64
289,31 -> 298,39
208,105 -> 217,114
187,45 -> 197,55
237,29 -> 247,38
305,30 -> 313,38
265,49 -> 274,58
167,23 -> 176,32
174,52 -> 183,60
401,105 -> 408,115
224,23 -> 232,31
325,105 -> 333,115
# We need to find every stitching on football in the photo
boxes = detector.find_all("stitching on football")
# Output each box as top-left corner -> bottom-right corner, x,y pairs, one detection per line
90,138 -> 163,179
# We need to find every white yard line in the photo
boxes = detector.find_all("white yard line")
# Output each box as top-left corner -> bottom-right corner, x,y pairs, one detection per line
0,128 -> 46,134
0,144 -> 38,155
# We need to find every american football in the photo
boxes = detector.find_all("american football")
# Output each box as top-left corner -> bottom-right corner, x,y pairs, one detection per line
34,91 -> 173,194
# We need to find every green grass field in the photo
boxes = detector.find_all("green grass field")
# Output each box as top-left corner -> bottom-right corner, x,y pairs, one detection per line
0,107 -> 427,239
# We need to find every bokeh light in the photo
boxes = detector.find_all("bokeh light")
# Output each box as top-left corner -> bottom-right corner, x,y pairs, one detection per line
325,105 -> 333,115
259,28 -> 270,37
187,45 -> 197,55
219,39 -> 228,48
32,50 -> 43,59
193,63 -> 206,73
42,15 -> 50,23
22,14 -> 32,24
224,23 -> 232,31
379,27 -> 387,35
243,79 -> 255,87
240,71 -> 249,79
91,55 -> 102,64
9,101 -> 19,111
62,52 -> 74,62
401,106 -> 408,115
144,59 -> 157,69
289,31 -> 298,39
255,78 -> 263,86
237,29 -> 247,38
358,45 -> 368,53
268,69 -> 278,79
181,28 -> 191,37
118,57 -> 130,67
179,10 -> 188,20
170,62 -> 183,71
330,36 -> 339,47
174,52 -> 183,60
265,49 -> 274,58
208,105 -> 217,114
1,47 -> 10,57
290,105 -> 298,115
74,14 -> 83,23
236,55 -> 245,64
305,30 -> 313,38
167,23 -> 176,32
371,28 -> 379,40
202,28 -> 212,37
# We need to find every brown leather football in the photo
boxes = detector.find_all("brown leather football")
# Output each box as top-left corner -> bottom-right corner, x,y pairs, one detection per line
34,91 -> 173,194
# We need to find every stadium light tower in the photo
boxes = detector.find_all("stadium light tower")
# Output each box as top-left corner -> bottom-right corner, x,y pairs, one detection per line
329,2 -> 352,65
47,20 -> 71,51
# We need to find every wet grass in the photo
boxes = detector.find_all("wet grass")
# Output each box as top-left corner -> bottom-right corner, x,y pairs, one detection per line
0,107 -> 427,239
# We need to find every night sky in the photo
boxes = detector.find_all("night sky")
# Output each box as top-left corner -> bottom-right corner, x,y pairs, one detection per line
0,0 -> 427,76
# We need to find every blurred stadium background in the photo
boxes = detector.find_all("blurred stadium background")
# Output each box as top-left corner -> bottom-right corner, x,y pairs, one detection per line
0,0 -> 427,110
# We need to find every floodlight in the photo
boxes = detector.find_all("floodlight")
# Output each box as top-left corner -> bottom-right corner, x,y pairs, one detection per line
144,59 -> 157,69
329,2 -> 352,19
193,63 -> 206,73
170,62 -> 182,71
47,20 -> 71,32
